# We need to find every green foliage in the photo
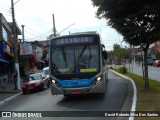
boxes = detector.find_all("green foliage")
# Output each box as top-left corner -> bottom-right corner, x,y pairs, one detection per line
91,0 -> 160,46
91,0 -> 160,88
118,66 -> 127,74
112,69 -> 160,114
109,66 -> 113,69
112,43 -> 129,59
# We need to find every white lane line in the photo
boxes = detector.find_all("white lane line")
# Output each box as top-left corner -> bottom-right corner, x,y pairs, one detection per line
0,92 -> 22,107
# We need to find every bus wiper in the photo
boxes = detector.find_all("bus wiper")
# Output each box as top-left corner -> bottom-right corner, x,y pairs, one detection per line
88,46 -> 92,68
61,47 -> 67,68
78,46 -> 87,59
78,45 -> 92,68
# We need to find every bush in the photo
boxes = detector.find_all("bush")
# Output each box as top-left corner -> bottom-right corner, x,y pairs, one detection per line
110,66 -> 113,69
118,66 -> 127,74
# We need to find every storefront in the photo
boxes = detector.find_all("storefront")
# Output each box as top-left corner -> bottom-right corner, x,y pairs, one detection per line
19,43 -> 34,76
0,39 -> 14,73
0,13 -> 13,73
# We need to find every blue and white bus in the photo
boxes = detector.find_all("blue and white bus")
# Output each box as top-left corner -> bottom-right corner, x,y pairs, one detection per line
49,32 -> 108,96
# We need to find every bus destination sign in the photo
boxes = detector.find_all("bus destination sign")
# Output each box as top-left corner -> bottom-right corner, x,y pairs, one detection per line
52,37 -> 95,45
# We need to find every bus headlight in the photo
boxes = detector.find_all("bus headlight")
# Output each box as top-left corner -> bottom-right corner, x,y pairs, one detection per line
96,76 -> 102,84
92,76 -> 102,85
97,77 -> 101,82
51,80 -> 60,87
52,80 -> 56,84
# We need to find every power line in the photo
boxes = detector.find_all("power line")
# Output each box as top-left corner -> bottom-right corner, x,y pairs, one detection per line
0,3 -> 11,12
25,29 -> 52,38
16,20 -> 53,39
16,20 -> 45,35
0,7 -> 11,16
0,4 -> 9,8
0,7 -> 9,12
0,4 -> 52,41
21,29 -> 52,41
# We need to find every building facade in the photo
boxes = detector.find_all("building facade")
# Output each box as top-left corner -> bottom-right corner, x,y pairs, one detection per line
0,13 -> 21,74
0,13 -> 49,78
19,41 -> 47,77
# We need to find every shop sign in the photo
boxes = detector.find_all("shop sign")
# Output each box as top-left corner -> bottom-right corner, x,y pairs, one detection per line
20,44 -> 33,55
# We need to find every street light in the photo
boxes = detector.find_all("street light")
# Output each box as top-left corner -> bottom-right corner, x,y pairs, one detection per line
21,25 -> 25,43
14,0 -> 21,5
58,23 -> 75,35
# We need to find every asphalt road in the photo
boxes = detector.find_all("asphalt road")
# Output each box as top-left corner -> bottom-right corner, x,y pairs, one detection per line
125,64 -> 160,81
0,70 -> 133,120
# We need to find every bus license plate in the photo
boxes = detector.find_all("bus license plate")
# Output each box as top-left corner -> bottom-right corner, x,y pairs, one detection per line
71,90 -> 81,94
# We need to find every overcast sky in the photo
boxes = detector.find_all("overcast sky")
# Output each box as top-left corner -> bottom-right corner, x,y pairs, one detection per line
0,0 -> 125,51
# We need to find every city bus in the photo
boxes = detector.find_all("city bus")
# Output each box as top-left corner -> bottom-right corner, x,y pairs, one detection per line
49,32 -> 108,96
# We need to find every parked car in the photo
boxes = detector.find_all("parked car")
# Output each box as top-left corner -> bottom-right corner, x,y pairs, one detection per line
153,60 -> 160,67
22,73 -> 50,94
147,56 -> 153,65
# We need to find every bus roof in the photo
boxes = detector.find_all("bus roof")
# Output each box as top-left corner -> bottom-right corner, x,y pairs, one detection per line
51,32 -> 100,40
70,31 -> 98,35
49,32 -> 101,46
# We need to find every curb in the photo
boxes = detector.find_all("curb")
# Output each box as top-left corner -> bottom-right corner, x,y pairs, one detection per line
0,92 -> 22,107
109,69 -> 137,120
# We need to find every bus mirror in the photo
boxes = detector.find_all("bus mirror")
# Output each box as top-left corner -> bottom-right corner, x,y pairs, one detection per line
102,50 -> 107,60
102,44 -> 105,48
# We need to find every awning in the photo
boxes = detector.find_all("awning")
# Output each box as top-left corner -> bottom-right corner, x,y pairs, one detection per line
0,58 -> 9,64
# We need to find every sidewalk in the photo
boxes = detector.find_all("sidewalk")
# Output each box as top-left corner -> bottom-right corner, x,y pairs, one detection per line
0,82 -> 22,106
0,70 -> 42,107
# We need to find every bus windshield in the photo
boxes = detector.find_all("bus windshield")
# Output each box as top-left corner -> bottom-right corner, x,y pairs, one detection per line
51,45 -> 99,75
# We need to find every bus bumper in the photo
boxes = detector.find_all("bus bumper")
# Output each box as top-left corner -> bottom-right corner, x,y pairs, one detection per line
51,79 -> 106,95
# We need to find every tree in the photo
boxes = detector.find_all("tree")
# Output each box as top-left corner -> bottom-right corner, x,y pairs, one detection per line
92,0 -> 160,88
112,44 -> 129,64
113,44 -> 127,58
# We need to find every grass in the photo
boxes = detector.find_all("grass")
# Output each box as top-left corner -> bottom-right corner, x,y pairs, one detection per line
112,68 -> 160,120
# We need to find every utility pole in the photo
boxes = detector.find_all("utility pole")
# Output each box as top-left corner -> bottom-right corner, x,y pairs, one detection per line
52,14 -> 56,37
21,25 -> 25,43
11,0 -> 21,90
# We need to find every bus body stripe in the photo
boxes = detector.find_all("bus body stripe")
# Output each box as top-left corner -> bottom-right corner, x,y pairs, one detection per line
56,77 -> 96,88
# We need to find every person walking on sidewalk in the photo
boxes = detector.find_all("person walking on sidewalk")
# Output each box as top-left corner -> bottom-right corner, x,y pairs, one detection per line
12,71 -> 18,90
0,73 -> 8,90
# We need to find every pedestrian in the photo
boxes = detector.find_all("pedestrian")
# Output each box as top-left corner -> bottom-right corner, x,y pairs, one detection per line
12,71 -> 18,90
2,73 -> 8,89
0,72 -> 7,89
138,60 -> 140,66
